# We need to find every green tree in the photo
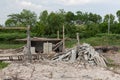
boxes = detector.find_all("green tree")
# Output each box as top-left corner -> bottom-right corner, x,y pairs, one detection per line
103,14 -> 115,24
82,12 -> 89,24
35,22 -> 46,36
5,14 -> 20,27
47,12 -> 64,34
34,10 -> 48,36
0,24 -> 2,27
65,11 -> 75,23
85,23 -> 100,37
5,9 -> 37,27
75,11 -> 83,20
39,10 -> 48,24
88,13 -> 102,23
116,10 -> 120,23
110,22 -> 120,34
76,11 -> 88,23
99,23 -> 108,33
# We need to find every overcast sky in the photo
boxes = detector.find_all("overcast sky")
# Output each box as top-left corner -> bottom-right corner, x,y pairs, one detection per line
0,0 -> 120,25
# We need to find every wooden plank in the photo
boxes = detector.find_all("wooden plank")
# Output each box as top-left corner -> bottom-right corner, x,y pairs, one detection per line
53,41 -> 63,51
0,53 -> 23,57
0,54 -> 39,61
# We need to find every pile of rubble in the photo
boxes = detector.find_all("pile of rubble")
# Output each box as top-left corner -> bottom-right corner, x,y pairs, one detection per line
52,43 -> 107,67
0,43 -> 107,67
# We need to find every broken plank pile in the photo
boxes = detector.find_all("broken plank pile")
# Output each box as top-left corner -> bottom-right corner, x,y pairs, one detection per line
52,43 -> 107,67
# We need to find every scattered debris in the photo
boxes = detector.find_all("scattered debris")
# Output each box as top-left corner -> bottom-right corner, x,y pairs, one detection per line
53,43 -> 107,67
0,43 -> 107,67
1,43 -> 120,80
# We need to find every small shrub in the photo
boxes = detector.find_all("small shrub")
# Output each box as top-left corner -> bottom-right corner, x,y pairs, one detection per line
0,62 -> 9,69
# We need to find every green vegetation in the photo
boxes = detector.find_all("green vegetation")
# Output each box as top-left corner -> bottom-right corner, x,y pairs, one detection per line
65,33 -> 120,48
4,9 -> 120,38
65,39 -> 77,48
0,32 -> 35,41
107,58 -> 114,63
0,62 -> 9,69
0,30 -> 34,49
5,9 -> 37,27
1,9 -> 120,49
0,33 -> 26,41
0,42 -> 25,49
1,32 -> 119,49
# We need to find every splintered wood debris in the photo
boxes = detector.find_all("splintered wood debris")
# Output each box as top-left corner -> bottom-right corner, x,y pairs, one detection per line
52,43 -> 107,67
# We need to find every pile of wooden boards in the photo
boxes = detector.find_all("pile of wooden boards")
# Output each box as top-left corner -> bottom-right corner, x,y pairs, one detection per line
52,43 -> 107,67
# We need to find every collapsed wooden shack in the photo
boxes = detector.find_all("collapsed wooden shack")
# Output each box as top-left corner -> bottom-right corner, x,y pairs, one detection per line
52,43 -> 107,67
16,37 -> 63,53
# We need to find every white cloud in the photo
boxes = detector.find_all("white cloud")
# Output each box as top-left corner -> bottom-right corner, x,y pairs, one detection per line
21,1 -> 32,6
57,0 -> 109,6
60,0 -> 90,5
16,0 -> 42,10
20,1 -> 42,9
0,0 -> 120,25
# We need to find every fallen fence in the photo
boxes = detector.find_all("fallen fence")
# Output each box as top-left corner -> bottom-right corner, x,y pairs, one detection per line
0,53 -> 40,61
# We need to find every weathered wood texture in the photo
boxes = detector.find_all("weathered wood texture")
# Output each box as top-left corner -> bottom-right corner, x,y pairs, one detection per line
57,30 -> 59,39
62,25 -> 65,52
76,33 -> 80,45
25,25 -> 32,63
53,43 -> 107,67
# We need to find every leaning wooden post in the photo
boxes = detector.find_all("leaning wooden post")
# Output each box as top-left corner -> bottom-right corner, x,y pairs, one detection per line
62,25 -> 65,52
76,33 -> 80,54
76,33 -> 80,45
57,30 -> 59,39
26,25 -> 32,63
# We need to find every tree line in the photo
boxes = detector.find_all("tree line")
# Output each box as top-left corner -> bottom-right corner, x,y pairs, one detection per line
4,9 -> 120,38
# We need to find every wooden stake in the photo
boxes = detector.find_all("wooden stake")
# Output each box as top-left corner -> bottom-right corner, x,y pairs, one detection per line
57,30 -> 59,39
63,25 -> 65,52
26,25 -> 32,63
77,33 -> 80,45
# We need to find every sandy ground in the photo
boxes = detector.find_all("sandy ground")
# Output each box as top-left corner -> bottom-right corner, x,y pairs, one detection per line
0,61 -> 120,80
0,48 -> 120,80
104,51 -> 120,64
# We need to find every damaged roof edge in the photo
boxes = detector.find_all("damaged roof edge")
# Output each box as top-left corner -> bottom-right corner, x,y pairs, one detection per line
16,37 -> 62,42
